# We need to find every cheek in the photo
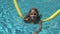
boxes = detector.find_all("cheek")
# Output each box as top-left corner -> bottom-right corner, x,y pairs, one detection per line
30,15 -> 33,17
30,15 -> 37,17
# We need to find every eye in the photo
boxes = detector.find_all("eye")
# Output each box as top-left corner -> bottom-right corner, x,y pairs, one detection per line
30,13 -> 37,15
34,13 -> 36,15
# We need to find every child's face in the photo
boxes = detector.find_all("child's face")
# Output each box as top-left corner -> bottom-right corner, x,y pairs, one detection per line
30,10 -> 37,18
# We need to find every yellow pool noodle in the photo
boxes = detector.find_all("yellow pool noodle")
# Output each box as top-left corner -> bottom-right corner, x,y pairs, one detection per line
13,0 -> 24,18
43,9 -> 60,22
13,0 -> 60,22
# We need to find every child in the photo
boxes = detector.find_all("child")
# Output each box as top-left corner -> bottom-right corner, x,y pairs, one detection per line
24,8 -> 42,34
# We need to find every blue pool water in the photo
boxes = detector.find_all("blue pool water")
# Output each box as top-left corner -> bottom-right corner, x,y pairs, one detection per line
0,0 -> 60,34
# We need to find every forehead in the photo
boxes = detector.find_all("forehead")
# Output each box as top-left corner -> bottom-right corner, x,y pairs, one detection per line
31,10 -> 36,13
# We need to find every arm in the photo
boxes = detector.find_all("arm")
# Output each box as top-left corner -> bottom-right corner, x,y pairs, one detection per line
24,14 -> 30,23
36,20 -> 42,33
33,20 -> 42,34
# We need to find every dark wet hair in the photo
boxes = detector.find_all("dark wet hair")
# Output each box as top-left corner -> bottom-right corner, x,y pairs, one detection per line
29,8 -> 39,15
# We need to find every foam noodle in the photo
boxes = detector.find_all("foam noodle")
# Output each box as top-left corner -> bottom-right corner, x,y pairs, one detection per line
13,0 -> 24,18
43,9 -> 60,22
13,0 -> 60,22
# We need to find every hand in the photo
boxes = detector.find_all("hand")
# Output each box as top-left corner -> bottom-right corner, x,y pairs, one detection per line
25,17 -> 30,20
25,18 -> 29,20
33,32 -> 38,34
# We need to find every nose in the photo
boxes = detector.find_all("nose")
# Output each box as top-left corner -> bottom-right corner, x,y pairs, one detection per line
31,15 -> 35,17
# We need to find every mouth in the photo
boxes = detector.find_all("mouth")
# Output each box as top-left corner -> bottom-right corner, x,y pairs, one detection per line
30,15 -> 37,20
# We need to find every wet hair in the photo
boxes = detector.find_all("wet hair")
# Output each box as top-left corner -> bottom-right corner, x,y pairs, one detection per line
29,8 -> 39,16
